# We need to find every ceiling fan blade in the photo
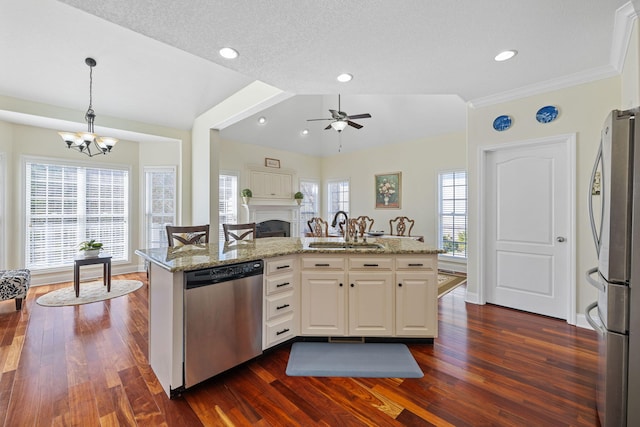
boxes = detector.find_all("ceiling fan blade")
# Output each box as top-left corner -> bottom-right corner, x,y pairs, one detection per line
347,120 -> 363,129
346,113 -> 371,120
307,118 -> 332,121
324,124 -> 333,130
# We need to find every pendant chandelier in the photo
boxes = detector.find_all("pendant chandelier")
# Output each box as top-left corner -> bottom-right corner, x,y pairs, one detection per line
58,57 -> 118,157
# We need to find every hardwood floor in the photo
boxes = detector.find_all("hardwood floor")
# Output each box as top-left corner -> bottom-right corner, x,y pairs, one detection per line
0,273 -> 599,426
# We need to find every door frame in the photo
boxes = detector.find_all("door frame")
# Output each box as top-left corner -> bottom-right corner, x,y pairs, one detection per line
477,134 -> 577,324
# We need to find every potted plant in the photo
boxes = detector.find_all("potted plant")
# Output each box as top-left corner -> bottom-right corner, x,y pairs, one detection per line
294,191 -> 304,205
241,188 -> 252,204
78,239 -> 103,258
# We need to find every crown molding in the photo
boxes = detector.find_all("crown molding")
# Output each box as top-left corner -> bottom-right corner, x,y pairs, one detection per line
469,1 -> 638,108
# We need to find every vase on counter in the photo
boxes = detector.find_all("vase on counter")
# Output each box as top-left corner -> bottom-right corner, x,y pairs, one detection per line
242,196 -> 250,205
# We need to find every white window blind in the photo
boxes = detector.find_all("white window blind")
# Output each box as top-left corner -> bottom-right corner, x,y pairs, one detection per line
327,179 -> 349,233
144,167 -> 176,248
219,173 -> 238,241
439,171 -> 467,258
299,179 -> 319,235
25,161 -> 129,270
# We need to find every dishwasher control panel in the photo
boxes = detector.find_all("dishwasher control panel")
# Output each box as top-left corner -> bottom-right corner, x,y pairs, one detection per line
185,260 -> 264,289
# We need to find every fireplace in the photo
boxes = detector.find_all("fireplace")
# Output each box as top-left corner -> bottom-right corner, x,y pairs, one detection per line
244,202 -> 301,237
256,220 -> 290,238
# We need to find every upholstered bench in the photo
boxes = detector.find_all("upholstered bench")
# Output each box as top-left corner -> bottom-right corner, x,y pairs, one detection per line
0,269 -> 31,310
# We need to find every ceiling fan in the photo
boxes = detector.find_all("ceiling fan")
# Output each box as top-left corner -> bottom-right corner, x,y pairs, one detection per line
307,95 -> 371,132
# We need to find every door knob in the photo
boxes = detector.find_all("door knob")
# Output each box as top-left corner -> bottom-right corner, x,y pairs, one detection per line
556,236 -> 566,242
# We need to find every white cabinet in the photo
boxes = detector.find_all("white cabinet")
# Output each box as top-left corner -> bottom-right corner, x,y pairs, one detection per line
348,257 -> 393,336
250,171 -> 293,199
300,256 -> 346,335
395,256 -> 438,337
263,256 -> 299,349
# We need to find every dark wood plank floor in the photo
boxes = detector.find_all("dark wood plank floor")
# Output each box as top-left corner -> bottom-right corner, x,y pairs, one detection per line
0,273 -> 599,426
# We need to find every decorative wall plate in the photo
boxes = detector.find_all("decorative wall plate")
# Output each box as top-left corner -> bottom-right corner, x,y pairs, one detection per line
493,115 -> 512,131
536,105 -> 559,123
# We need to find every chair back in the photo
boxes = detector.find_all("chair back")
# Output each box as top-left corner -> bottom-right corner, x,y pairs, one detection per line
349,216 -> 375,237
223,223 -> 257,241
166,225 -> 210,247
389,216 -> 415,237
307,217 -> 329,237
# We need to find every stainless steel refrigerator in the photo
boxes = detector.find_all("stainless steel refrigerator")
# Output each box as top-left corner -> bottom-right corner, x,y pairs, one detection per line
586,108 -> 640,427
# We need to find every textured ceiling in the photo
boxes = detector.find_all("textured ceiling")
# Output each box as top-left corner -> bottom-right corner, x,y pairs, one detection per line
0,0 -> 636,156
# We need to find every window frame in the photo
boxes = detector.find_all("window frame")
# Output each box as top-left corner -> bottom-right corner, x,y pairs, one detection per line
299,178 -> 320,236
143,166 -> 177,249
22,155 -> 132,272
438,169 -> 467,260
327,178 -> 350,233
219,170 -> 239,241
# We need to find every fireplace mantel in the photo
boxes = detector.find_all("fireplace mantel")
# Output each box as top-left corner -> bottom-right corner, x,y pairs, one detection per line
243,202 -> 301,237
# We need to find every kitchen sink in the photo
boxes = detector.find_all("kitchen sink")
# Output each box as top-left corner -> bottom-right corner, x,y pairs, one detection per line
307,241 -> 385,250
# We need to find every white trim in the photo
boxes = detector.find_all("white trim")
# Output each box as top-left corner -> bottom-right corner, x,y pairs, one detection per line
477,134 -> 577,324
611,2 -> 640,72
143,165 -> 178,249
469,65 -> 617,108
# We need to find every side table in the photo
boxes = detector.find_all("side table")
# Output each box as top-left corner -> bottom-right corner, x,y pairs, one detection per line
74,253 -> 112,298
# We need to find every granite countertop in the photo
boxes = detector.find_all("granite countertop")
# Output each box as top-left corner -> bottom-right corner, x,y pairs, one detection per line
135,237 -> 443,272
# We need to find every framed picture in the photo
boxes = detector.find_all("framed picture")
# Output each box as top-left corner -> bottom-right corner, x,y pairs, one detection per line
265,158 -> 280,168
375,172 -> 401,209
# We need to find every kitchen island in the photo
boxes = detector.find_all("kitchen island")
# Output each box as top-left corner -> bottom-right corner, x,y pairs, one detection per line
136,237 -> 442,397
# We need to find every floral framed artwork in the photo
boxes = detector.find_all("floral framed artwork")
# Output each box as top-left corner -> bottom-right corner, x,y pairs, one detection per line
375,172 -> 401,209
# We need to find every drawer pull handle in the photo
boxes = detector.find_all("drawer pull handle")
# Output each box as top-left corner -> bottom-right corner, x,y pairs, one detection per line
350,283 -> 354,287
408,263 -> 424,267
363,263 -> 379,267
315,263 -> 330,267
276,303 -> 290,310
276,328 -> 290,336
398,283 -> 403,287
276,265 -> 290,270
339,283 -> 343,287
276,282 -> 290,287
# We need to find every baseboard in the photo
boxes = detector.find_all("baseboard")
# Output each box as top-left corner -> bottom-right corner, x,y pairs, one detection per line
574,313 -> 594,330
438,259 -> 467,274
464,290 -> 481,304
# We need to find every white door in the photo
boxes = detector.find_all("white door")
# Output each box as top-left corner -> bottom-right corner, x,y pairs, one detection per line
484,137 -> 573,319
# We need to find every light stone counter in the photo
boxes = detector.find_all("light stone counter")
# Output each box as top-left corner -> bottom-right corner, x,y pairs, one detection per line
135,236 -> 442,272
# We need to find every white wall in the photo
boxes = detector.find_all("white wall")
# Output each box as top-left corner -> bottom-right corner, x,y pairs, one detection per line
466,77 -> 622,320
321,132 -> 467,247
622,18 -> 640,109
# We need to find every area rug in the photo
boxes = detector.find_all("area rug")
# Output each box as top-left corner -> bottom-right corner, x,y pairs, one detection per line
36,280 -> 143,307
437,272 -> 467,298
285,342 -> 423,378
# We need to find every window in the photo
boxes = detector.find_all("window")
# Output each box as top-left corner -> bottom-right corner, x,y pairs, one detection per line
439,171 -> 467,258
299,179 -> 319,235
0,153 -> 4,268
144,167 -> 176,248
219,172 -> 238,241
25,159 -> 129,270
327,179 -> 349,232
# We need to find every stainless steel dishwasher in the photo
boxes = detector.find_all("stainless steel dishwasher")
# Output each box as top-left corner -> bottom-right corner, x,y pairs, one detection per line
184,260 -> 263,388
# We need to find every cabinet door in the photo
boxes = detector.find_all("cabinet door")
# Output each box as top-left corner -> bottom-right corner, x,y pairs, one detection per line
348,272 -> 393,336
301,271 -> 346,335
396,271 -> 437,337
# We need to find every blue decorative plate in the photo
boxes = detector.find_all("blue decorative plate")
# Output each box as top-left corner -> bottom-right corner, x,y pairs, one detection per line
536,105 -> 559,123
493,115 -> 512,131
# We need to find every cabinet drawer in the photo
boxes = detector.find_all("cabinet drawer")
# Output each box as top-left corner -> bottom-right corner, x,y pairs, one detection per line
265,256 -> 297,275
265,292 -> 295,320
301,256 -> 345,270
264,314 -> 296,348
396,256 -> 436,270
349,256 -> 393,270
265,273 -> 295,295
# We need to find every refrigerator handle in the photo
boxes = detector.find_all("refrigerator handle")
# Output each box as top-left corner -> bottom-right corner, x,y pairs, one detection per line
585,301 -> 605,334
588,142 -> 603,256
586,266 -> 605,292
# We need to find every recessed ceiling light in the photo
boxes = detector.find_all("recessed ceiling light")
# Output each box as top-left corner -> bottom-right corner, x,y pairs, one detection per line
219,47 -> 239,59
258,116 -> 267,124
337,73 -> 353,83
494,50 -> 518,62
301,129 -> 309,136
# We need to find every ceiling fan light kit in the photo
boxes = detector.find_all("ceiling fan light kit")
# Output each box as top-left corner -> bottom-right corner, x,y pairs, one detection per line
307,94 -> 371,133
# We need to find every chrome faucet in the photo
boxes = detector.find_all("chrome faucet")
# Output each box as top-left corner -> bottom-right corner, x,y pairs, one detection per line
331,210 -> 350,242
